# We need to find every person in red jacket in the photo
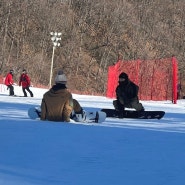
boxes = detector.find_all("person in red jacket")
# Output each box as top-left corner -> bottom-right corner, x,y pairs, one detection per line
5,69 -> 15,96
19,69 -> 33,97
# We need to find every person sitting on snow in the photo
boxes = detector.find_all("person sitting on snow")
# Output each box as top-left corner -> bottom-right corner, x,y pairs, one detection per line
40,70 -> 85,122
113,72 -> 144,118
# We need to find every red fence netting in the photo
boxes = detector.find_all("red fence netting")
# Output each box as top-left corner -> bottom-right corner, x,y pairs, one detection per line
106,57 -> 178,103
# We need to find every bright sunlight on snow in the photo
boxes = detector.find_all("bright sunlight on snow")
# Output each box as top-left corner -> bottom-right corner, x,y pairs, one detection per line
0,84 -> 185,185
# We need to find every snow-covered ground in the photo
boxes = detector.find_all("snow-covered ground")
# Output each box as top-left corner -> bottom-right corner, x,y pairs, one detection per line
0,84 -> 185,185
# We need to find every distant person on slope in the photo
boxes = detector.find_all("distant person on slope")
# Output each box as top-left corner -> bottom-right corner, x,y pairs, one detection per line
113,72 -> 144,118
19,69 -> 33,97
4,69 -> 15,96
40,70 -> 85,122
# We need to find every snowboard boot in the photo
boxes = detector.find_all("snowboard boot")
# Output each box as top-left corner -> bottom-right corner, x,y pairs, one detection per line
35,109 -> 41,117
35,107 -> 41,117
137,108 -> 145,118
75,110 -> 86,122
117,110 -> 125,118
113,100 -> 125,118
94,111 -> 99,123
71,109 -> 87,122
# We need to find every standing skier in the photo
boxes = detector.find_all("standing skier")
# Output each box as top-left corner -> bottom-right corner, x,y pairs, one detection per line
5,69 -> 15,96
113,72 -> 144,118
19,69 -> 33,97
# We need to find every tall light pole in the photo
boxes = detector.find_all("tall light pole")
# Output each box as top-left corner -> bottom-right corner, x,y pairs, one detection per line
49,32 -> 62,88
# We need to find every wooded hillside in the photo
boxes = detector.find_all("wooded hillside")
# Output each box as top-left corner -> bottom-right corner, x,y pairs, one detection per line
1,0 -> 185,95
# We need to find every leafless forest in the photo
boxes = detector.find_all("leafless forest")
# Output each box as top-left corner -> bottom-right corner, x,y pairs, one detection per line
1,0 -> 185,95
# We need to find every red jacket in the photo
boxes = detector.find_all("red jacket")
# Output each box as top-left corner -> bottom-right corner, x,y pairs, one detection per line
19,73 -> 31,88
5,73 -> 14,86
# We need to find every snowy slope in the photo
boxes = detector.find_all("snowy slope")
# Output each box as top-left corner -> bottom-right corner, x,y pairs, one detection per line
0,84 -> 185,185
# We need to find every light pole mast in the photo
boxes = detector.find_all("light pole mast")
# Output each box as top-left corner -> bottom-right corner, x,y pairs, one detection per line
49,32 -> 62,88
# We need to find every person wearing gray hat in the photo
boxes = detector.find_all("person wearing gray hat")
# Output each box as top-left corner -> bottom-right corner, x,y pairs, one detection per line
40,70 -> 85,122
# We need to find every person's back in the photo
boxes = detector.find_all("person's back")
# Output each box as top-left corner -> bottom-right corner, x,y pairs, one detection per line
41,71 -> 73,122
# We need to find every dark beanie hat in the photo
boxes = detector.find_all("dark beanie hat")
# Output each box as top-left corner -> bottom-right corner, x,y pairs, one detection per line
119,72 -> 128,79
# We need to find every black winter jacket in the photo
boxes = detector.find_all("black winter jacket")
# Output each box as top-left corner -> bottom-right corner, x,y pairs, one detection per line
116,80 -> 139,104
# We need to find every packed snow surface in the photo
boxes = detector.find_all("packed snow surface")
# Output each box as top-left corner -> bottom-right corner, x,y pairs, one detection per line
0,84 -> 185,185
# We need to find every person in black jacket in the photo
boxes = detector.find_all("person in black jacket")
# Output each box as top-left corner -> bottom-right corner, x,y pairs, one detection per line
113,72 -> 144,118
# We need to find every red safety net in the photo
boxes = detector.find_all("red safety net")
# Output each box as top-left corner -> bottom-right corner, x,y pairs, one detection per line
106,57 -> 178,103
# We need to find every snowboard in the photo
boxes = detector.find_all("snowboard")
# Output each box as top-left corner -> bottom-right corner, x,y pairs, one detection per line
101,108 -> 165,119
28,107 -> 106,123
